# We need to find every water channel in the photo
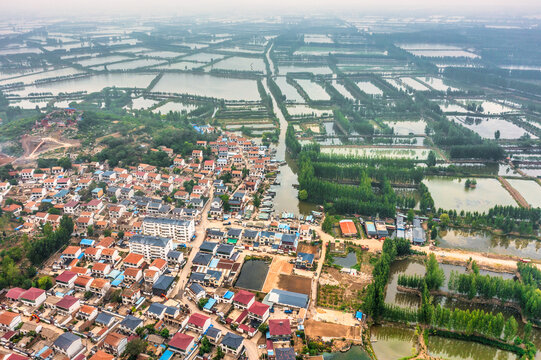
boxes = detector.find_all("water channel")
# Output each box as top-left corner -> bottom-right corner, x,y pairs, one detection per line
438,228 -> 541,259
264,45 -> 317,215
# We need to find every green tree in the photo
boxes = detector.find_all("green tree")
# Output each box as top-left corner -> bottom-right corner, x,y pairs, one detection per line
160,328 -> 170,338
213,346 -> 225,360
440,213 -> 450,228
430,225 -> 438,240
298,189 -> 308,201
123,339 -> 147,360
322,215 -> 334,234
258,323 -> 269,334
58,157 -> 72,170
198,298 -> 209,310
407,209 -> 415,223
503,317 -> 518,341
524,321 -> 532,341
427,151 -> 436,167
47,207 -> 61,215
425,253 -> 445,291
110,289 -> 122,303
219,194 -> 230,212
219,172 -> 232,183
495,130 -> 501,140
199,336 -> 212,355
253,194 -> 261,208
37,276 -> 53,290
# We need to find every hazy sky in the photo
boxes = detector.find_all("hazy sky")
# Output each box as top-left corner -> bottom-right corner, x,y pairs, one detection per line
1,0 -> 540,19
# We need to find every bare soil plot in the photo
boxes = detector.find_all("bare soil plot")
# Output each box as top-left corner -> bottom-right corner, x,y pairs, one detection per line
305,319 -> 361,340
276,274 -> 312,295
317,267 -> 372,311
261,256 -> 294,293
297,243 -> 319,256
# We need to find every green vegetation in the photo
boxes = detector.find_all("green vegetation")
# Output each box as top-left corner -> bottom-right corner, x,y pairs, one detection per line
448,270 -> 541,320
517,263 -> 541,289
362,238 -> 411,321
438,206 -> 540,236
296,145 -> 416,217
123,338 -> 148,360
27,216 -> 74,265
199,336 -> 213,355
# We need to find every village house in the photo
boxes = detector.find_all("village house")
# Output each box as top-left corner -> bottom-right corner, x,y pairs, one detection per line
52,332 -> 85,359
186,313 -> 211,333
168,332 -> 195,355
0,312 -> 21,331
103,332 -> 128,355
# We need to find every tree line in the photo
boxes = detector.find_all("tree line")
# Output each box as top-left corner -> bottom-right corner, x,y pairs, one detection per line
363,238 -> 412,320
447,270 -> 541,320
27,215 -> 74,266
518,263 -> 541,289
312,162 -> 424,184
388,256 -> 535,358
295,145 -> 420,217
298,151 -> 397,217
417,94 -> 505,161
435,205 -> 539,236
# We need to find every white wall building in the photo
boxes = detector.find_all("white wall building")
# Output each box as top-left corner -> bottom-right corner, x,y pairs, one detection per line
128,234 -> 174,261
142,217 -> 195,244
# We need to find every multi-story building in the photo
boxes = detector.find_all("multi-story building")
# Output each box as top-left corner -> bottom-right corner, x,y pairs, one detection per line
142,217 -> 195,244
128,234 -> 173,262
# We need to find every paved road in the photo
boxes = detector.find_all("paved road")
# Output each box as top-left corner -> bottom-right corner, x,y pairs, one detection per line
170,186 -> 216,300
166,186 -> 262,359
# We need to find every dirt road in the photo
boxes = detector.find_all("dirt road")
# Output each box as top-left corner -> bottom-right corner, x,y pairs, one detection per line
14,134 -> 80,166
499,176 -> 530,208
419,246 -> 541,272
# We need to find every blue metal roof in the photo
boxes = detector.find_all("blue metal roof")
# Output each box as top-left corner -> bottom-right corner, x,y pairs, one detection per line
107,269 -> 121,279
148,302 -> 167,315
203,298 -> 216,310
111,274 -> 124,287
297,252 -> 315,263
80,238 -> 95,246
209,258 -> 219,268
35,346 -> 49,357
224,290 -> 234,300
54,189 -> 69,198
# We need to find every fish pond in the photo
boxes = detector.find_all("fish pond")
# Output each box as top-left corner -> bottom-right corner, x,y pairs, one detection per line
371,325 -> 417,359
437,228 -> 541,259
423,176 -> 517,213
234,259 -> 269,291
151,72 -> 260,101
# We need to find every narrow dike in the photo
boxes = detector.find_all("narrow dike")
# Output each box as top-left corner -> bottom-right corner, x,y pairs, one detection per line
498,176 -> 530,208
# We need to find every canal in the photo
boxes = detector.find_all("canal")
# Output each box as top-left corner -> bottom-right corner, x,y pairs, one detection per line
264,44 -> 317,215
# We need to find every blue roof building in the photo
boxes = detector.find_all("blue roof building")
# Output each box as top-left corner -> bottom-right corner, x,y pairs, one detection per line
80,238 -> 95,247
